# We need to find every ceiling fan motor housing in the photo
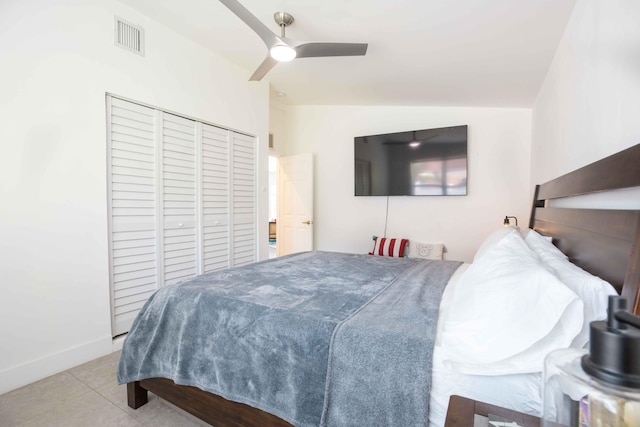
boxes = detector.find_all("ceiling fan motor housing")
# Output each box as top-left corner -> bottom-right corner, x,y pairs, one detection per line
274,12 -> 294,28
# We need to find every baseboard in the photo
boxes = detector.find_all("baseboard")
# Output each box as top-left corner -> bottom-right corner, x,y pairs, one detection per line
112,334 -> 126,352
0,335 -> 113,395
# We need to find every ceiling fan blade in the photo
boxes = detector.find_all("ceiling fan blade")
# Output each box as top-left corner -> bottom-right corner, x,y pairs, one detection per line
249,55 -> 279,81
219,0 -> 279,48
295,42 -> 368,58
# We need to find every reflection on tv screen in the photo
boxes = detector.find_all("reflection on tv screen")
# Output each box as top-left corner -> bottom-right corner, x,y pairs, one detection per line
354,125 -> 468,196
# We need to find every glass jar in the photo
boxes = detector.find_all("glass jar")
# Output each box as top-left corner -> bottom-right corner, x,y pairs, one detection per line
542,296 -> 640,427
543,348 -> 640,426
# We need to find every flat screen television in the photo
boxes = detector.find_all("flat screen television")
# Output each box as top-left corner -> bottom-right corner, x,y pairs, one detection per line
354,125 -> 467,196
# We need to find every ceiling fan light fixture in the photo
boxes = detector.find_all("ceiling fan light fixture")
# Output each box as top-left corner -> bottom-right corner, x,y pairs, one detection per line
218,1 -> 368,80
270,44 -> 296,62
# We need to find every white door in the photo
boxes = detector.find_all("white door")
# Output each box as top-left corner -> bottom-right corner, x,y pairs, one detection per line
230,132 -> 257,266
107,97 -> 159,336
161,112 -> 198,286
107,96 -> 257,337
277,154 -> 314,256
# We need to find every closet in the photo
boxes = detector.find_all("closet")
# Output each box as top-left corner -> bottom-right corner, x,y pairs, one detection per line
107,96 -> 256,336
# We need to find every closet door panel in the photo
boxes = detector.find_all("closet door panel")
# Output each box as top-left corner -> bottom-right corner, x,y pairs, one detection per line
162,113 -> 198,286
108,97 -> 158,336
231,132 -> 256,267
201,124 -> 230,273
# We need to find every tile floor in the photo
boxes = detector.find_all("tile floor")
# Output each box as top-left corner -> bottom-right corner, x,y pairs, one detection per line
0,351 -> 208,427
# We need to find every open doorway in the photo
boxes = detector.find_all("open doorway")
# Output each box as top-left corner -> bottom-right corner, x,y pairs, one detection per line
268,155 -> 278,258
268,153 -> 314,258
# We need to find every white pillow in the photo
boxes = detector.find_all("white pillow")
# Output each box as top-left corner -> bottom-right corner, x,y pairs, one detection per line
524,229 -> 567,260
521,228 -> 553,243
408,242 -> 444,260
441,229 -> 583,375
473,227 -> 514,262
524,229 -> 617,348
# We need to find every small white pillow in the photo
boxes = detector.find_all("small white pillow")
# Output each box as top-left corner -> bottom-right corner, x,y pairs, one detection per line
408,242 -> 444,260
441,229 -> 583,374
524,229 -> 567,260
473,227 -> 514,262
524,229 -> 617,348
521,228 -> 553,243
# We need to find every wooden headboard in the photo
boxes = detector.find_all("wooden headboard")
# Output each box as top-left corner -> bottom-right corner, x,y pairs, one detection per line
529,143 -> 640,315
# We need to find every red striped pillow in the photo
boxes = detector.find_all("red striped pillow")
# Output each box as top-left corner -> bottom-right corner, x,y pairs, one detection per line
369,237 -> 409,257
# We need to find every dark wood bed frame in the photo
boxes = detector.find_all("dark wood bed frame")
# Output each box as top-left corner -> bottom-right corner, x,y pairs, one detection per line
529,143 -> 640,314
126,143 -> 640,427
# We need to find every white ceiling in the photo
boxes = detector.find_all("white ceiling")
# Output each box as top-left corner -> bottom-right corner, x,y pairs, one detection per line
121,0 -> 577,107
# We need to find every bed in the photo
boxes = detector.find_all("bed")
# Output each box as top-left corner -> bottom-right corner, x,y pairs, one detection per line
119,143 -> 640,427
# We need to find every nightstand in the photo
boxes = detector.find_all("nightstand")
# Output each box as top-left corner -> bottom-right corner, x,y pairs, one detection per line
444,395 -> 541,427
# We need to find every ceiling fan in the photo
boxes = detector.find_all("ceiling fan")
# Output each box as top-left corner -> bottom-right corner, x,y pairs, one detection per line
219,0 -> 368,81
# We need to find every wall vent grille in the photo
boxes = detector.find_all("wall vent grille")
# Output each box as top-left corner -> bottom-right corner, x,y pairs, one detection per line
115,17 -> 144,56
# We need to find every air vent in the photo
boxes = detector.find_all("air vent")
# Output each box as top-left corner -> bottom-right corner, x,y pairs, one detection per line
114,17 -> 144,56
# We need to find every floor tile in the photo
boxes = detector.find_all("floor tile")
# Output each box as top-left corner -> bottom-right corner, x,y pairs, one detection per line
0,350 -> 211,427
69,350 -> 121,390
20,389 -> 141,427
0,371 -> 91,425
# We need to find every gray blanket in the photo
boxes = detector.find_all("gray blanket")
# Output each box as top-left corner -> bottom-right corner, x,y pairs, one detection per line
117,251 -> 461,426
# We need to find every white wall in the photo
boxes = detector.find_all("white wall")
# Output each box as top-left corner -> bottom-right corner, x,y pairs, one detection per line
12,0 -> 634,397
531,0 -> 640,183
282,106 -> 532,262
269,99 -> 288,156
0,0 -> 269,394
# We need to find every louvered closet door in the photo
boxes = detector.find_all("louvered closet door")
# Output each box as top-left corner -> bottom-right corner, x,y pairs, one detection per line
231,132 -> 256,266
107,98 -> 158,336
201,124 -> 230,272
108,96 -> 258,336
161,113 -> 198,286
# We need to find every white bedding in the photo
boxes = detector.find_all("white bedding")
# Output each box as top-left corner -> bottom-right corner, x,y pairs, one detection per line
427,228 -> 616,426
428,264 -> 543,426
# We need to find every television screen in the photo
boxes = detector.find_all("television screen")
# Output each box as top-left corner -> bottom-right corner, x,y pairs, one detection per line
354,125 -> 467,196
